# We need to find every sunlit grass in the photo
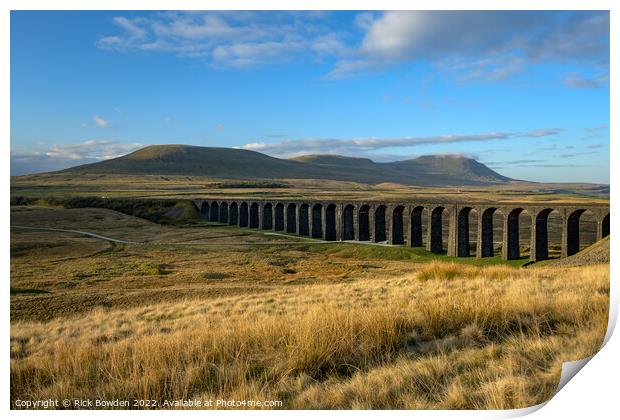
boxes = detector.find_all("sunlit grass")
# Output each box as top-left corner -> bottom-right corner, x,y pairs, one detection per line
11,263 -> 609,409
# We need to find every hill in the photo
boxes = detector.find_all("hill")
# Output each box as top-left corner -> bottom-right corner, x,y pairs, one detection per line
393,155 -> 512,183
58,145 -> 516,186
538,236 -> 610,267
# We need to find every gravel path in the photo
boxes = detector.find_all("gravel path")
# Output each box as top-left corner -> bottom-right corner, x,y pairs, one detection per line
10,225 -> 327,246
11,225 -> 139,244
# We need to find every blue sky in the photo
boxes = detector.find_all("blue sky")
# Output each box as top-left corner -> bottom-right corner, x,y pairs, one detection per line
10,10 -> 610,183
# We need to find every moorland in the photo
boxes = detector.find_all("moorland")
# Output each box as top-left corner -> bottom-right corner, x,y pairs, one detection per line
10,146 -> 610,409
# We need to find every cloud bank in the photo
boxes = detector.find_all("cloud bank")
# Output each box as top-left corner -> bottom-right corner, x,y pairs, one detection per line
96,11 -> 609,82
327,11 -> 609,80
97,11 -> 345,69
11,140 -> 143,175
238,128 -> 562,157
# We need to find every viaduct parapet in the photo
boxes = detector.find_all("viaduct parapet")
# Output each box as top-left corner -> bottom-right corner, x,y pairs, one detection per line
192,199 -> 610,262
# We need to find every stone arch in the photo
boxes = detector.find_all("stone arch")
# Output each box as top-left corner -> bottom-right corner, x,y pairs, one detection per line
311,203 -> 323,239
374,205 -> 387,243
410,206 -> 425,247
342,204 -> 355,240
209,201 -> 219,222
602,213 -> 610,238
505,208 -> 529,260
249,203 -> 259,228
274,203 -> 285,231
457,207 -> 474,257
239,202 -> 249,227
579,209 -> 598,248
262,203 -> 273,230
299,204 -> 310,236
392,205 -> 405,245
530,208 -> 554,261
429,206 -> 447,253
229,202 -> 238,225
479,207 -> 500,257
566,209 -> 584,256
358,205 -> 370,241
219,202 -> 229,224
286,203 -> 297,233
566,209 -> 597,256
200,201 -> 209,220
325,204 -> 337,241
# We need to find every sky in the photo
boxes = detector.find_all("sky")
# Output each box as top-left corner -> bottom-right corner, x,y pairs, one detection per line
10,10 -> 610,183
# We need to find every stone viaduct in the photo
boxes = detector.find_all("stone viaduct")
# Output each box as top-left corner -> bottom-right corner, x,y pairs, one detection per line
192,199 -> 610,262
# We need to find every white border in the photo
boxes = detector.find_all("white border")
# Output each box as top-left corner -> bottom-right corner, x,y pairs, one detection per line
3,1 -> 616,419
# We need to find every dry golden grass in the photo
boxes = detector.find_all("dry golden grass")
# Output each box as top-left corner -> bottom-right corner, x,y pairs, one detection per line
11,261 -> 609,409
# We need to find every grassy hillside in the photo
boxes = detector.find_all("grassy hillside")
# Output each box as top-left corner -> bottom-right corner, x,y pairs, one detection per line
63,145 -> 318,179
55,145 -> 515,186
536,236 -> 610,267
392,155 -> 512,183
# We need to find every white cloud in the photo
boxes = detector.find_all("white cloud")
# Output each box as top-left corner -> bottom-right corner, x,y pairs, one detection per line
328,11 -> 609,80
324,59 -> 380,80
97,36 -> 125,50
212,40 -> 305,68
11,140 -> 143,175
93,115 -> 109,128
45,140 -> 142,160
521,128 -> 564,138
113,16 -> 148,39
576,124 -> 609,142
353,12 -> 376,31
153,13 -> 262,40
563,74 -> 608,89
96,11 -> 345,69
446,56 -> 525,82
238,128 -> 562,157
585,125 -> 608,132
310,34 -> 346,56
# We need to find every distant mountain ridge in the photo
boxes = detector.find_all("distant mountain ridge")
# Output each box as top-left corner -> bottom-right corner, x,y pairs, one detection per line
59,144 -> 515,186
